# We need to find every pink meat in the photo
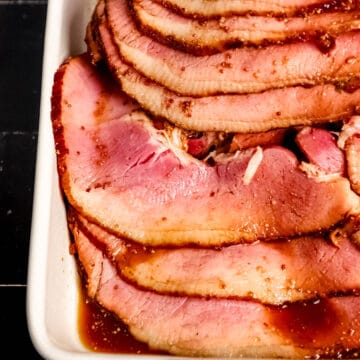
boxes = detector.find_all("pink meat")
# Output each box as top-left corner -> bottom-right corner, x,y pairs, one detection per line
106,0 -> 360,96
133,0 -> 360,54
73,209 -> 360,304
52,54 -> 360,247
296,127 -> 345,174
73,221 -> 360,358
157,0 -> 358,17
96,19 -> 360,133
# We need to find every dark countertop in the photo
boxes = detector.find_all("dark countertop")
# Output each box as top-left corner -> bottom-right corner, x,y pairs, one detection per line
0,1 -> 47,358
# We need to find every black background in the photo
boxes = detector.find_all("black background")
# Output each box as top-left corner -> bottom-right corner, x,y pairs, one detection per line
0,1 -> 47,358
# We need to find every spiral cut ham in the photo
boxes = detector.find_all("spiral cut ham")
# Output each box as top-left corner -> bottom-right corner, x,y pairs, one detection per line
70,209 -> 360,305
50,0 -> 360,357
131,0 -> 360,54
94,18 -> 360,133
72,218 -> 360,359
104,0 -> 360,96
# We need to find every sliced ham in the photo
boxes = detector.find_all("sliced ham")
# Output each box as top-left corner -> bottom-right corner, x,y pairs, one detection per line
296,127 -> 345,174
73,220 -> 360,358
157,0 -> 359,17
338,116 -> 360,195
72,208 -> 360,305
52,54 -> 360,247
105,0 -> 360,96
132,0 -> 360,54
96,20 -> 360,133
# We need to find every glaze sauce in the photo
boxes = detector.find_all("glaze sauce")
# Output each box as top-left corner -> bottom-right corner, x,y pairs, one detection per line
77,283 -> 165,355
77,280 -> 360,358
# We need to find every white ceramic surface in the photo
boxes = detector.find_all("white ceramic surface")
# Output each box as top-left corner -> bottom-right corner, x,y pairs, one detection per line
26,1 -> 174,359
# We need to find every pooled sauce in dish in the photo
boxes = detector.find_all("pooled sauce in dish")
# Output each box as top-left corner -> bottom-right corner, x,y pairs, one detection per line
77,283 -> 165,354
77,278 -> 360,358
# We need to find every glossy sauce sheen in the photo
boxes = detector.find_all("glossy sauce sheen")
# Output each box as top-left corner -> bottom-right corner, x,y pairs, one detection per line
77,270 -> 360,358
78,283 -> 165,354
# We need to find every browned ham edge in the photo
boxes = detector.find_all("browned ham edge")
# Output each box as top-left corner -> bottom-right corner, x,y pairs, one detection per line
104,0 -> 360,96
158,0 -> 359,18
71,209 -> 360,305
132,0 -> 360,54
52,54 -> 360,247
73,222 -> 360,358
94,20 -> 360,133
338,116 -> 360,196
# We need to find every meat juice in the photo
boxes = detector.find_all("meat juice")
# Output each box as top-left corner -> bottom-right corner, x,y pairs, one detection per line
77,281 -> 163,355
76,269 -> 360,359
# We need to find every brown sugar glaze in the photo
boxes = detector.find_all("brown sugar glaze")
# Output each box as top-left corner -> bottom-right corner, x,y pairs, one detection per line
77,281 -> 166,355
77,272 -> 360,358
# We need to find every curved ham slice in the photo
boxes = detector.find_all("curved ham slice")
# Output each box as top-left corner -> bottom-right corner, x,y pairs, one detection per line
74,221 -> 360,358
97,20 -> 360,133
132,0 -> 360,54
105,0 -> 360,96
72,209 -> 360,305
52,55 -> 360,247
157,0 -> 358,17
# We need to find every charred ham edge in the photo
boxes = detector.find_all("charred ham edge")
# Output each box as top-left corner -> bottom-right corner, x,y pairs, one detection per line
74,223 -> 360,358
96,20 -> 360,133
131,0 -> 360,55
52,55 -> 360,247
73,208 -> 360,305
85,1 -> 104,65
157,0 -> 359,18
338,115 -> 360,196
231,128 -> 288,152
104,0 -> 360,96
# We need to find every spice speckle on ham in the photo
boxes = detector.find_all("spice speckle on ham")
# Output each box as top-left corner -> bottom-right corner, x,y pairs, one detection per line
131,0 -> 360,54
105,0 -> 360,96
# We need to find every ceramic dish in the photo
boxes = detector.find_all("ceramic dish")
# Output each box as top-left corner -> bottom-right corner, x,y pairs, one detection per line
26,1 -> 165,359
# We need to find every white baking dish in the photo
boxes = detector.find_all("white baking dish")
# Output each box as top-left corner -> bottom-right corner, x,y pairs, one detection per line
26,1 -> 174,359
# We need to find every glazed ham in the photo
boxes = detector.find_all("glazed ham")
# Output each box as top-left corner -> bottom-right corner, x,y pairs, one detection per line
339,116 -> 360,195
105,0 -> 360,96
51,55 -> 360,247
96,21 -> 360,133
157,0 -> 358,17
72,219 -> 360,358
50,0 -> 360,356
132,0 -> 360,54
72,209 -> 360,304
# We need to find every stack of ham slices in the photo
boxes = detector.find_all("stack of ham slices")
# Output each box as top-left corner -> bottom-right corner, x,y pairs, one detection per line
51,0 -> 360,357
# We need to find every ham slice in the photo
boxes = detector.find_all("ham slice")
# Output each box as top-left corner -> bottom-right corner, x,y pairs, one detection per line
52,54 -> 360,247
231,128 -> 288,151
96,19 -> 360,133
157,0 -> 358,17
338,116 -> 360,195
132,0 -> 360,54
72,208 -> 360,305
105,0 -> 360,96
296,127 -> 345,174
73,219 -> 360,358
